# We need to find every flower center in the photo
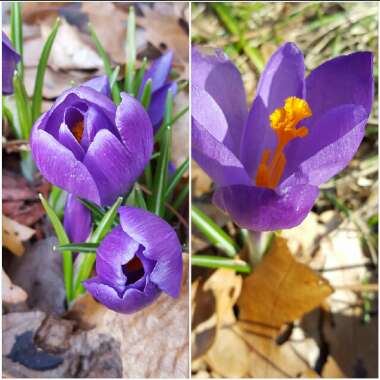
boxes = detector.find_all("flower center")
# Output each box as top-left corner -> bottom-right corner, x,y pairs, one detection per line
122,255 -> 145,285
71,120 -> 84,143
255,97 -> 312,189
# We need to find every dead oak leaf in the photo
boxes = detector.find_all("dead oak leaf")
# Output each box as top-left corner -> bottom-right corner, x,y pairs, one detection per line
238,237 -> 333,336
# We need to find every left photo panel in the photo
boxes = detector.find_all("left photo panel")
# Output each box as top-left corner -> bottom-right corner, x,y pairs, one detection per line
2,2 -> 189,378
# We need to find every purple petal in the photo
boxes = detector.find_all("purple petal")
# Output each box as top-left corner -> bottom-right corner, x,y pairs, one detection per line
95,225 -> 140,294
63,194 -> 92,243
118,206 -> 183,298
2,32 -> 20,95
240,42 -> 305,177
82,75 -> 111,98
192,47 -> 247,155
115,92 -> 153,171
148,82 -> 178,132
192,118 -> 251,187
140,50 -> 174,96
213,183 -> 319,231
31,129 -> 101,203
58,122 -> 85,161
283,104 -> 368,186
83,276 -> 161,314
83,129 -> 143,205
306,52 -> 374,117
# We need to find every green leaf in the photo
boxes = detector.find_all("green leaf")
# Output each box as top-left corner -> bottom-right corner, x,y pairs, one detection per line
48,185 -> 67,218
150,90 -> 174,217
13,73 -> 32,140
166,182 -> 189,221
55,242 -> 99,253
165,158 -> 189,200
73,196 -> 123,297
127,185 -> 147,210
10,2 -> 24,79
140,79 -> 152,110
88,23 -> 121,104
192,255 -> 251,273
154,104 -> 188,143
192,206 -> 239,257
109,65 -> 120,89
2,96 -> 19,138
125,6 -> 136,94
31,18 -> 61,122
78,198 -> 106,222
133,57 -> 148,97
39,194 -> 73,303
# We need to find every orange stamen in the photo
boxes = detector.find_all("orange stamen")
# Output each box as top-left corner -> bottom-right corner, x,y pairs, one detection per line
71,120 -> 84,143
255,97 -> 312,189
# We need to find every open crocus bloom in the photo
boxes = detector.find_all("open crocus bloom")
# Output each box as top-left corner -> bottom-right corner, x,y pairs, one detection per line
83,206 -> 183,314
31,77 -> 153,206
2,31 -> 20,95
138,50 -> 178,132
192,43 -> 373,231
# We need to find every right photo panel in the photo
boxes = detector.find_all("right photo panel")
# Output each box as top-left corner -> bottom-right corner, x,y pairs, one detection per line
191,2 -> 378,378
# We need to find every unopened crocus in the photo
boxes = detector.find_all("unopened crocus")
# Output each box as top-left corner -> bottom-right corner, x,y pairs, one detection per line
31,77 -> 153,206
83,206 -> 183,314
2,31 -> 20,95
192,43 -> 373,231
139,50 -> 178,132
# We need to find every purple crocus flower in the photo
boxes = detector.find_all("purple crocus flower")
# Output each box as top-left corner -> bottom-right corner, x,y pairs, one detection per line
83,206 -> 183,314
31,77 -> 153,206
192,43 -> 373,231
139,50 -> 178,132
2,31 -> 20,95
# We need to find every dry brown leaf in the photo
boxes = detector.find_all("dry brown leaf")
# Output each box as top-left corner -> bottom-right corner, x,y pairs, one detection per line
81,2 -> 127,63
238,237 -> 334,336
2,215 -> 35,256
138,7 -> 189,65
2,270 -> 27,304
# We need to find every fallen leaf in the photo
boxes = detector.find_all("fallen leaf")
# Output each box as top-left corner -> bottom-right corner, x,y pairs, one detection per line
2,270 -> 28,304
238,237 -> 334,336
2,215 -> 35,256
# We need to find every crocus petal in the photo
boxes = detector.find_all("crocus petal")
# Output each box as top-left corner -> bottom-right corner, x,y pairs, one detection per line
119,206 -> 183,298
148,82 -> 178,131
83,129 -> 143,205
140,50 -> 174,96
240,42 -> 306,177
213,183 -> 319,231
115,93 -> 153,171
192,47 -> 247,155
283,104 -> 368,186
2,32 -> 20,95
306,52 -> 374,117
82,75 -> 111,98
83,276 -> 161,314
95,225 -> 140,294
63,194 -> 92,243
192,118 -> 251,187
31,129 -> 101,203
58,123 -> 85,161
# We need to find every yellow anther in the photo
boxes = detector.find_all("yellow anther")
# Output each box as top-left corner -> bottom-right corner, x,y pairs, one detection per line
255,97 -> 312,189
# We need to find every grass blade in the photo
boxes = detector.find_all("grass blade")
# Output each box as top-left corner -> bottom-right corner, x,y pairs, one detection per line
192,206 -> 239,257
109,65 -> 120,89
88,23 -> 121,104
48,185 -> 67,218
39,194 -> 73,303
10,2 -> 24,79
31,18 -> 61,122
13,73 -> 32,139
140,79 -> 152,110
73,196 -> 123,297
165,158 -> 189,200
125,6 -> 136,93
55,243 -> 99,253
192,255 -> 251,273
133,57 -> 148,97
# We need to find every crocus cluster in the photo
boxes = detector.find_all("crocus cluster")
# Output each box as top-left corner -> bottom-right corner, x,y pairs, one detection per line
192,43 -> 373,231
30,52 -> 183,313
2,31 -> 20,95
